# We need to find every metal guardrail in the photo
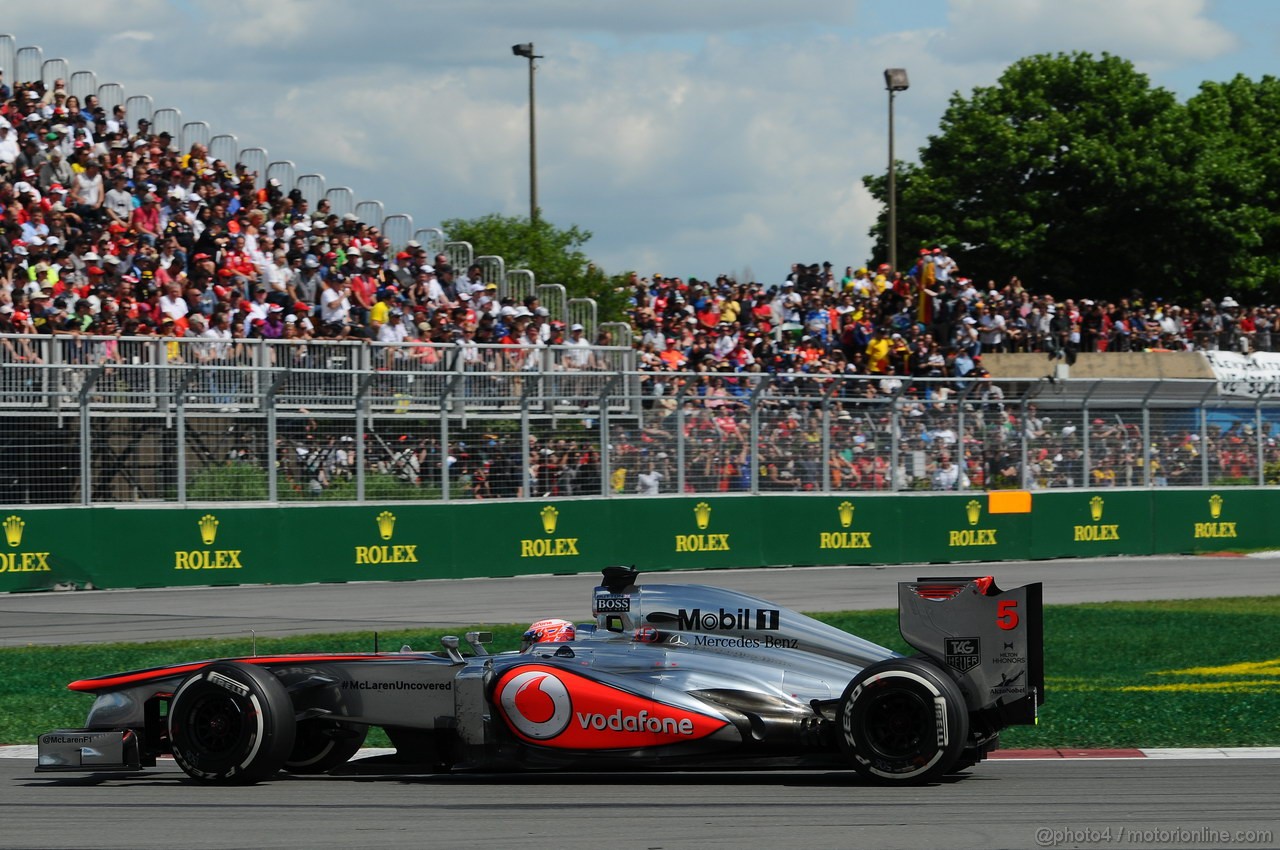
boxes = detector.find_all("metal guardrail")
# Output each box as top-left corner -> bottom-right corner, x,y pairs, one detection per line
0,334 -> 637,413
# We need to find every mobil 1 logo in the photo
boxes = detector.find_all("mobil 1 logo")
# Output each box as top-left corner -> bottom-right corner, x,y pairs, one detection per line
945,637 -> 981,673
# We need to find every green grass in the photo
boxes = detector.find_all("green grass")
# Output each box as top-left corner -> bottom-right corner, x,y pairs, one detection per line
819,596 -> 1280,748
4,598 -> 1278,749
0,625 -> 528,749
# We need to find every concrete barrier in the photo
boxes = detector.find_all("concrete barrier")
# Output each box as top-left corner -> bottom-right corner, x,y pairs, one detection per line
983,351 -> 1216,380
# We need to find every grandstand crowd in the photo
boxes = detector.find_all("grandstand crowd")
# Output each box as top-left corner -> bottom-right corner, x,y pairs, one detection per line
0,74 -> 592,356
0,72 -> 1275,375
1,72 -> 1274,497
628,260 -> 1273,382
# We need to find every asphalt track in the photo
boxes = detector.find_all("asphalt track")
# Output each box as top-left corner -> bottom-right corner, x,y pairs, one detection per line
4,555 -> 1280,848
3,757 -> 1278,849
3,553 -> 1278,646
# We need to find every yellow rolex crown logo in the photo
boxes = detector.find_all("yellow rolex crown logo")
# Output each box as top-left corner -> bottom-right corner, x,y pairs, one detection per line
198,514 -> 219,546
838,501 -> 855,529
965,499 -> 982,526
1209,493 -> 1223,520
376,510 -> 396,541
1090,495 -> 1104,522
694,501 -> 712,530
3,515 -> 24,548
540,505 -> 559,535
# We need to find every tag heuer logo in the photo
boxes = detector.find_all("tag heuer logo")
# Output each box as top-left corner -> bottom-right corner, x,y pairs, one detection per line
945,637 -> 981,673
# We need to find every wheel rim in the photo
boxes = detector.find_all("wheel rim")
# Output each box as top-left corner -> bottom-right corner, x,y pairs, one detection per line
187,694 -> 247,755
861,687 -> 931,760
288,722 -> 337,767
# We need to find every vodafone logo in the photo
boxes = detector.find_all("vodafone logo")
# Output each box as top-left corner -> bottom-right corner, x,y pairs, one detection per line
494,664 -> 730,750
499,670 -> 572,740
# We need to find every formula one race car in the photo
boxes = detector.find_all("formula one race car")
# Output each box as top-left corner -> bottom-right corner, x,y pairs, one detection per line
37,567 -> 1043,784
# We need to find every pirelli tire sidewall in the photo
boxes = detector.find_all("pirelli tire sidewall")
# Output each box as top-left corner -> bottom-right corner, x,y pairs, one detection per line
837,657 -> 969,784
168,661 -> 297,784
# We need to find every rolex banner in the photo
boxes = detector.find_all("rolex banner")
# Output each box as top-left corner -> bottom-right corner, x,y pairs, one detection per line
0,491 -> 1277,592
1028,492 -> 1152,559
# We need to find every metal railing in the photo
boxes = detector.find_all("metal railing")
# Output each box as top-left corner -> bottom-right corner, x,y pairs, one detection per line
41,57 -> 67,89
267,160 -> 296,193
181,120 -> 211,154
98,82 -> 125,111
414,228 -> 447,257
0,36 -> 15,82
1,356 -> 1276,505
125,94 -> 154,126
325,187 -> 355,217
151,106 -> 182,139
209,133 -> 239,169
0,333 -> 636,411
69,70 -> 96,100
355,200 -> 384,229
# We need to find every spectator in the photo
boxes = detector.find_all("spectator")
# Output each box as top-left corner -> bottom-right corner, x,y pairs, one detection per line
931,455 -> 968,490
636,463 -> 664,495
69,161 -> 104,222
0,124 -> 18,169
39,146 -> 73,191
319,275 -> 351,336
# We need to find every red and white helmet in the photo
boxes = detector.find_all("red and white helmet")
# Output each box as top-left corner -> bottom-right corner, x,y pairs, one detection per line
521,618 -> 575,651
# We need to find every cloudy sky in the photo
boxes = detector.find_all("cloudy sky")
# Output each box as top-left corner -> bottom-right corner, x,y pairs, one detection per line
2,1 -> 1269,282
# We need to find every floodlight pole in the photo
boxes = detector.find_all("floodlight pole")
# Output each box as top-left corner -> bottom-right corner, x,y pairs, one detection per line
512,43 -> 543,229
884,68 -> 909,274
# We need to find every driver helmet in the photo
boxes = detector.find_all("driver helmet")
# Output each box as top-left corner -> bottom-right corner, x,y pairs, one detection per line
521,618 -> 575,651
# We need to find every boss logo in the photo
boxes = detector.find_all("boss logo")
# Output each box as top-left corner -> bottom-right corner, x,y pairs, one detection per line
593,594 -> 631,613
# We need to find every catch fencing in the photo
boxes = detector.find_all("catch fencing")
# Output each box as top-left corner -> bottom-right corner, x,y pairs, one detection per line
1,340 -> 1277,506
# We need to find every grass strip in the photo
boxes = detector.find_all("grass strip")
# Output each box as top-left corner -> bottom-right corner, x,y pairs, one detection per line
3,597 -> 1277,749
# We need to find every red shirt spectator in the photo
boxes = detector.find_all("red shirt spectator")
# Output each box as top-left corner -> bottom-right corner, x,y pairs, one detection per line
130,195 -> 161,239
348,272 -> 375,312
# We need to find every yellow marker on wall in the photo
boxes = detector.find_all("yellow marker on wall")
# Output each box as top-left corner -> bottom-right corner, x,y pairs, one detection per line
988,490 -> 1032,514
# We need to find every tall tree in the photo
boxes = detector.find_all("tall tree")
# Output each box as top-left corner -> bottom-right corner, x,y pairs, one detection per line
864,52 -> 1199,300
1182,74 -> 1280,298
439,213 -> 630,320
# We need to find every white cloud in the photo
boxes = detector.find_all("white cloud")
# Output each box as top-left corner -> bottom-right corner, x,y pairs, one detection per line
0,1 -> 1257,282
939,0 -> 1237,65
106,31 -> 156,44
0,0 -> 175,36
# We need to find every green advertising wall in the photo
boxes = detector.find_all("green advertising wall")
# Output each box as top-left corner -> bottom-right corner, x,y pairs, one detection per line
1,489 -> 1275,592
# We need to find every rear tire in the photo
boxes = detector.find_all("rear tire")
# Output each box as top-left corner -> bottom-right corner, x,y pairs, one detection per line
836,657 -> 969,784
169,662 -> 296,784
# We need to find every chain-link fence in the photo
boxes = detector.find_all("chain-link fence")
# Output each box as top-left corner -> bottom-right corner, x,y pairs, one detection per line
2,344 -> 1278,505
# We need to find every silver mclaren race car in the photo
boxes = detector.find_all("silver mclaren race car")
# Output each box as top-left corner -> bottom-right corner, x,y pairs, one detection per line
37,566 -> 1043,784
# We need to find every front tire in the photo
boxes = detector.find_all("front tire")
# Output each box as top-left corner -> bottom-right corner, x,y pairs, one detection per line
169,662 -> 296,784
836,657 -> 969,784
284,721 -> 367,774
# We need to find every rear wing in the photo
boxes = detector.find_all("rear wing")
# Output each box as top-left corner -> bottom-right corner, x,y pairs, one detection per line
898,577 -> 1043,725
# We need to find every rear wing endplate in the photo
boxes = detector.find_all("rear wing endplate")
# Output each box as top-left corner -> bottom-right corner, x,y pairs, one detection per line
898,576 -> 1044,725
